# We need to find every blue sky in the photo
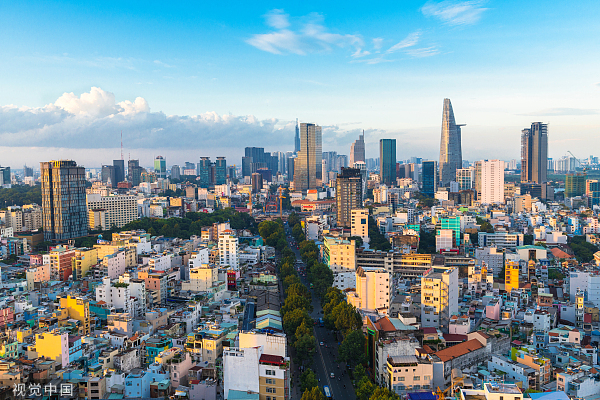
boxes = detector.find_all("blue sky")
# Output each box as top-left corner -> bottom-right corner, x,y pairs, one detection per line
0,0 -> 599,167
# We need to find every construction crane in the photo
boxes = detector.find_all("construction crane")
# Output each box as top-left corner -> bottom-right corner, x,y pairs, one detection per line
278,187 -> 287,218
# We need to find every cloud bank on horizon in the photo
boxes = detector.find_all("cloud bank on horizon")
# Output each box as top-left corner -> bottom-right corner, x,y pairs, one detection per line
0,87 -> 379,151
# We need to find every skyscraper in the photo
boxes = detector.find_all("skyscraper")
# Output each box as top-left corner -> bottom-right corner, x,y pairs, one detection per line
422,161 -> 437,197
215,157 -> 227,185
0,166 -> 11,188
40,160 -> 88,241
154,156 -> 166,179
336,168 -> 363,228
379,139 -> 396,186
294,118 -> 300,154
101,165 -> 116,188
171,165 -> 181,180
294,123 -> 321,192
198,157 -> 212,188
128,160 -> 142,186
113,159 -> 125,185
350,132 -> 365,166
439,98 -> 464,186
521,122 -> 548,184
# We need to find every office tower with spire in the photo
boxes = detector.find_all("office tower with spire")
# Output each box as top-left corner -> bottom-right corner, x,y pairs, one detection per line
521,122 -> 548,184
294,123 -> 322,192
336,168 -> 363,228
439,98 -> 464,186
294,119 -> 300,154
350,131 -> 366,166
379,139 -> 396,186
40,160 -> 88,241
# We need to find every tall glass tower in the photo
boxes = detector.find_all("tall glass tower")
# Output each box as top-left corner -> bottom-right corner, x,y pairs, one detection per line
350,132 -> 366,166
521,122 -> 548,184
154,156 -> 167,179
422,160 -> 438,197
294,123 -> 321,191
294,118 -> 300,154
439,99 -> 464,186
379,139 -> 396,186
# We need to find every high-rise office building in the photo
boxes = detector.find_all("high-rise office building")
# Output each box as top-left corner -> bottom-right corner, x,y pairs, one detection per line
154,156 -> 167,179
379,139 -> 396,186
586,179 -> 600,206
474,160 -> 505,204
294,123 -> 321,191
521,122 -> 548,184
171,165 -> 181,180
287,156 -> 296,181
101,165 -> 116,188
350,132 -> 366,166
128,160 -> 142,187
0,166 -> 10,187
456,167 -> 474,190
336,168 -> 363,228
422,160 -> 437,197
41,160 -> 88,241
198,157 -> 212,188
294,118 -> 300,154
215,157 -> 227,185
565,173 -> 586,198
113,160 -> 125,185
439,98 -> 464,186
227,165 -> 236,180
251,173 -> 263,194
23,165 -> 33,177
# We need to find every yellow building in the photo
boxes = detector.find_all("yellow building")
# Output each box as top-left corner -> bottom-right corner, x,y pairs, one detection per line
56,295 -> 91,335
29,330 -> 70,368
15,327 -> 32,343
94,243 -> 137,268
505,261 -> 520,293
323,236 -> 356,273
71,247 -> 98,279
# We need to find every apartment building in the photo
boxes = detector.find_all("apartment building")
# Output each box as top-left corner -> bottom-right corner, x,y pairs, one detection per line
386,355 -> 433,395
219,230 -> 239,269
421,266 -> 459,329
183,264 -> 219,292
322,236 -> 356,273
356,248 -> 432,278
351,209 -> 369,242
347,266 -> 390,314
86,193 -> 138,229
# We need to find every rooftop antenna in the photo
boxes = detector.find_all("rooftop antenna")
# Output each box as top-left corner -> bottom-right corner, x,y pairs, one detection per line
121,131 -> 124,160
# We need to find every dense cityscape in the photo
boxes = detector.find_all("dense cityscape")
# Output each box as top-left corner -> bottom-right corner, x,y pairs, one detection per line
0,96 -> 599,400
1,1 -> 600,400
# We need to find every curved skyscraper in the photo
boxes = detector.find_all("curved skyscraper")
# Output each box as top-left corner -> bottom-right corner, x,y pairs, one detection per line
439,98 -> 464,186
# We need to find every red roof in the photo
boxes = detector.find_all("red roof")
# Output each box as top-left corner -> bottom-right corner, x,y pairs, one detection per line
434,339 -> 484,362
259,354 -> 286,365
422,327 -> 438,334
443,334 -> 467,343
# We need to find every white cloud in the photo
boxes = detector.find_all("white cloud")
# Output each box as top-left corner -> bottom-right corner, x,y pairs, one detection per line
265,9 -> 290,29
247,10 -> 366,57
405,46 -> 440,58
372,38 -> 384,50
421,1 -> 488,26
387,31 -> 421,53
0,87 -> 294,149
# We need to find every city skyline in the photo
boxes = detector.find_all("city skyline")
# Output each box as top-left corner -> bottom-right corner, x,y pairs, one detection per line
1,1 -> 599,166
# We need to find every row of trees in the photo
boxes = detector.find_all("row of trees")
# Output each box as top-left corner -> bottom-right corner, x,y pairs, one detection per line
368,216 -> 391,251
570,235 -> 599,263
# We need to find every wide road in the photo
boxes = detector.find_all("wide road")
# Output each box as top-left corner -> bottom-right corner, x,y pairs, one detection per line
284,223 -> 356,400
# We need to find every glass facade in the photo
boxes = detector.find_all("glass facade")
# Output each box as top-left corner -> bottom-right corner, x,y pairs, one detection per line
521,122 -> 548,184
439,98 -> 463,186
422,160 -> 437,197
154,156 -> 167,179
294,123 -> 321,191
379,139 -> 396,186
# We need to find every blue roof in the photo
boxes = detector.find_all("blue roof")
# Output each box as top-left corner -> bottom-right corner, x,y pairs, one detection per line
528,392 -> 570,400
407,393 -> 437,400
228,390 -> 260,400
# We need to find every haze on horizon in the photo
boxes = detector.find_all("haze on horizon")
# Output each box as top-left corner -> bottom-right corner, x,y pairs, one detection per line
1,1 -> 599,167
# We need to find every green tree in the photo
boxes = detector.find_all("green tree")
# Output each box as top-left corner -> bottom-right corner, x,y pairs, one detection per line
282,309 -> 312,338
355,376 -> 375,400
368,216 -> 391,251
331,302 -> 362,333
294,332 -> 316,365
293,224 -> 305,242
287,282 -> 311,300
300,368 -> 319,393
301,387 -> 325,400
349,236 -> 364,248
281,294 -> 311,316
370,386 -> 400,400
339,329 -> 366,366
353,363 -> 367,383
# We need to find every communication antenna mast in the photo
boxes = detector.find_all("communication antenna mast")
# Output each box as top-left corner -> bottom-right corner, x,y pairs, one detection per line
121,131 -> 124,160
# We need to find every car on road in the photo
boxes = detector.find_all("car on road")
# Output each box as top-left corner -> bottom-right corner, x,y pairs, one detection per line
330,372 -> 335,379
320,341 -> 324,346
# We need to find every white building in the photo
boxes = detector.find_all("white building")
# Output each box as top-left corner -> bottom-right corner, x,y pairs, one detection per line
347,266 -> 390,314
148,254 -> 171,271
96,277 -> 134,316
436,229 -> 454,252
475,247 -> 505,277
118,274 -> 147,318
102,251 -> 126,279
219,230 -> 239,269
475,159 -> 505,204
421,266 -> 459,329
86,194 -> 138,229
183,264 -> 218,292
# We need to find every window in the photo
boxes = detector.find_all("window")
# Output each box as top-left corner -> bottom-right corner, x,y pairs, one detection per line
398,377 -> 405,381
266,387 -> 277,393
266,378 -> 274,384
266,369 -> 276,376
414,376 -> 420,381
